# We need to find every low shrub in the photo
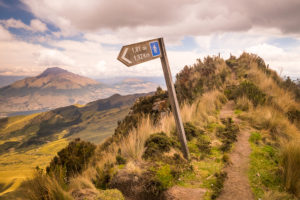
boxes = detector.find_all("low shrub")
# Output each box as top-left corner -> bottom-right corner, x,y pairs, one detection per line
211,171 -> 227,199
196,135 -> 211,154
116,155 -> 127,165
286,109 -> 300,124
155,165 -> 174,190
46,138 -> 96,181
184,122 -> 203,141
94,163 -> 115,189
225,81 -> 266,106
216,118 -> 239,152
142,132 -> 177,160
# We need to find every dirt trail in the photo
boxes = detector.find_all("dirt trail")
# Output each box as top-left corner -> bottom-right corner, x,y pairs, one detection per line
217,101 -> 254,200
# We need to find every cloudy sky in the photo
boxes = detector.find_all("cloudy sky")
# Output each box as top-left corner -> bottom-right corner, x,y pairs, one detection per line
0,0 -> 299,79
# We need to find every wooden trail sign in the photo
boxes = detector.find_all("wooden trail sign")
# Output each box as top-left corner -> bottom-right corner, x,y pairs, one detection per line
117,38 -> 190,160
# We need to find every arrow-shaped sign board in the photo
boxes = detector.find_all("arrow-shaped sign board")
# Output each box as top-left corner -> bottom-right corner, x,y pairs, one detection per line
117,38 -> 190,160
117,39 -> 162,67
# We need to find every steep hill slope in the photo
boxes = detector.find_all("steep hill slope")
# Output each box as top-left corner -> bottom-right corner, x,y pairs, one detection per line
3,53 -> 300,200
0,93 -> 147,197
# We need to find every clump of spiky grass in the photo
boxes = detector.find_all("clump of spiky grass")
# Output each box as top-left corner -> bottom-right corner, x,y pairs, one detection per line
281,141 -> 300,197
22,170 -> 73,200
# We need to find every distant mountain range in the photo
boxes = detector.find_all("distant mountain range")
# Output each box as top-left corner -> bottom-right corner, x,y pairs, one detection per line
0,67 -> 160,117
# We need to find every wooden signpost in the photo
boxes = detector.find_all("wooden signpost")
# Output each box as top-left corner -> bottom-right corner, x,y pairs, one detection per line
118,38 -> 190,160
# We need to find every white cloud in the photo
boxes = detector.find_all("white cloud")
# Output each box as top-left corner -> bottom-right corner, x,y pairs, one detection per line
0,18 -> 30,30
37,49 -> 75,66
30,19 -> 48,32
0,18 -> 47,32
246,43 -> 300,77
0,25 -> 13,41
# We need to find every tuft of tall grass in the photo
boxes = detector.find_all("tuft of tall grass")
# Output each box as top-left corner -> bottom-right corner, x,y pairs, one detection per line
247,63 -> 299,113
121,116 -> 160,160
236,95 -> 253,111
22,170 -> 73,200
281,142 -> 300,197
244,106 -> 300,141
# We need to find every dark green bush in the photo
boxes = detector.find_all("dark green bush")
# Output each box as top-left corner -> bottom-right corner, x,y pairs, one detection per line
94,163 -> 115,189
282,77 -> 300,101
184,122 -> 203,141
113,88 -> 170,140
116,155 -> 127,165
225,81 -> 266,106
175,56 -> 227,104
217,118 -> 239,152
196,135 -> 211,154
287,109 -> 300,124
46,138 -> 96,181
143,132 -> 176,160
211,171 -> 227,199
225,55 -> 238,68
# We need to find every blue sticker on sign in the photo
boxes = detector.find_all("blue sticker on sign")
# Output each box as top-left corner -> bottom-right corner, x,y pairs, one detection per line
150,41 -> 161,57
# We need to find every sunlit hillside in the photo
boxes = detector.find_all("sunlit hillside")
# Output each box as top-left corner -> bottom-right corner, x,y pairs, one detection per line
0,93 -> 146,198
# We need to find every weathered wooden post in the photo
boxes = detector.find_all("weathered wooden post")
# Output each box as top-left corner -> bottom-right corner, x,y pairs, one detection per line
118,38 -> 190,159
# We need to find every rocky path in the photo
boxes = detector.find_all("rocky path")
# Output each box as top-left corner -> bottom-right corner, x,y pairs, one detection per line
217,101 -> 254,200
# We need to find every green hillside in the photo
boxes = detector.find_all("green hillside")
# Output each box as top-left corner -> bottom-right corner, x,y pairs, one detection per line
2,53 -> 300,200
0,93 -> 145,197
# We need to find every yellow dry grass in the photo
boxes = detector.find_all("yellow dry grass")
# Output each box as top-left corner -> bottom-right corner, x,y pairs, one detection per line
248,63 -> 300,113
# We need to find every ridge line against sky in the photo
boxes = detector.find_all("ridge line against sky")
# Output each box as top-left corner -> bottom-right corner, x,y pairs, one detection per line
0,0 -> 299,79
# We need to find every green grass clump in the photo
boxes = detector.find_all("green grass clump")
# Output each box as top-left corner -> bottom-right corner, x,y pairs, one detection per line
196,135 -> 211,155
249,132 -> 261,144
97,189 -> 125,200
248,133 -> 285,199
234,109 -> 242,115
184,122 -> 203,141
155,164 -> 174,190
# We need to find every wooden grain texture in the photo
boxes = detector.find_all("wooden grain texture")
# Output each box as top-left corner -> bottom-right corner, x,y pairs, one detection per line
159,38 -> 190,160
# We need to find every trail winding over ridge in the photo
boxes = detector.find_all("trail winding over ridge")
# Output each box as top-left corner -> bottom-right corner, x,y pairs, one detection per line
217,101 -> 254,200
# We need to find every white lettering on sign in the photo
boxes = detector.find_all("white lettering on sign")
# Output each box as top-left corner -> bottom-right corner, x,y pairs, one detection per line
117,39 -> 162,67
131,45 -> 148,54
133,53 -> 151,62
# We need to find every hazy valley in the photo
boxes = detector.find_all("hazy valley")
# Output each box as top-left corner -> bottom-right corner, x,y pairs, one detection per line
0,67 -> 160,118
